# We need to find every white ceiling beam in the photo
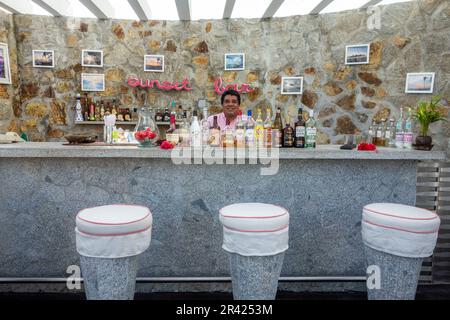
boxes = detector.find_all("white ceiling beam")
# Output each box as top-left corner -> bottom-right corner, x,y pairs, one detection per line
0,0 -> 31,14
360,0 -> 383,9
175,0 -> 190,20
310,0 -> 334,14
79,0 -> 115,19
31,0 -> 71,17
128,0 -> 151,21
262,0 -> 284,18
223,0 -> 235,19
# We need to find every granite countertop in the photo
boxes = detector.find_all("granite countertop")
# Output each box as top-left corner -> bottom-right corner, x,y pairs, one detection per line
0,142 -> 446,160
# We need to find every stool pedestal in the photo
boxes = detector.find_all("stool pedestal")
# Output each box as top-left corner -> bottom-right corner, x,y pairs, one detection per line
365,246 -> 423,300
80,255 -> 138,300
229,252 -> 285,300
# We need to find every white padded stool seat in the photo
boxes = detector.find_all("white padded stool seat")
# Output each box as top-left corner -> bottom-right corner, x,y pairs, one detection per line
362,203 -> 440,258
219,203 -> 289,256
75,204 -> 152,258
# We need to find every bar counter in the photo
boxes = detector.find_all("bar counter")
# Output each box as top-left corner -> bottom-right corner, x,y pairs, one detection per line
0,142 -> 446,290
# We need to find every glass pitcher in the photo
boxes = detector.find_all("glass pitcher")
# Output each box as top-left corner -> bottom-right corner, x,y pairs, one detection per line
134,107 -> 159,147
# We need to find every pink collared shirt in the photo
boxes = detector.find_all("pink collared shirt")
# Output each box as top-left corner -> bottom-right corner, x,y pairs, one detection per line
207,113 -> 238,131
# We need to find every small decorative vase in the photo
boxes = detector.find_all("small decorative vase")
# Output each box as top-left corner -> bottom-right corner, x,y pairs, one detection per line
134,108 -> 159,147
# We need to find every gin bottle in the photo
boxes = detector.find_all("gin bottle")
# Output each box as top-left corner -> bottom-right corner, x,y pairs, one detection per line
305,110 -> 317,149
403,108 -> 413,150
395,108 -> 404,148
245,110 -> 256,148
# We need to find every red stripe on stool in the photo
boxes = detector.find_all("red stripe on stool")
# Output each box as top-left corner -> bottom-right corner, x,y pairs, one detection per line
362,220 -> 439,234
223,225 -> 288,233
77,225 -> 152,237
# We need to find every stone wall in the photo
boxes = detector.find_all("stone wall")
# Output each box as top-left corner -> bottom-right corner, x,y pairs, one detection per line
0,0 -> 449,147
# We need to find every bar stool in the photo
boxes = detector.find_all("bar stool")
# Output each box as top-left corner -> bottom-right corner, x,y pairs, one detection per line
219,203 -> 289,300
362,203 -> 440,300
75,204 -> 152,300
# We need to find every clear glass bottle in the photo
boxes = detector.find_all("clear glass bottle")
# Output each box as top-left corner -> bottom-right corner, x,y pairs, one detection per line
235,114 -> 246,148
395,108 -> 404,148
375,120 -> 385,146
254,109 -> 264,148
264,108 -> 273,148
201,108 -> 210,146
179,111 -> 190,147
403,108 -> 413,150
368,120 -> 376,144
190,110 -> 202,147
305,110 -> 317,149
246,110 -> 255,148
385,118 -> 395,147
223,125 -> 235,148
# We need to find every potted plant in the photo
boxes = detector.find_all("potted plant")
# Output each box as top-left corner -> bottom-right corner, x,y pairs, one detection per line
412,95 -> 447,150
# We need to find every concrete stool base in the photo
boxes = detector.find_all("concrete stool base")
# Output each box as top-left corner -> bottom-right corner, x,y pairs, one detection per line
365,246 -> 423,300
80,255 -> 138,300
228,252 -> 285,300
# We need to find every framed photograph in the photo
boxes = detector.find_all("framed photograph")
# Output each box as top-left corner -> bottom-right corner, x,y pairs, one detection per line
82,49 -> 103,67
224,53 -> 245,71
144,55 -> 164,72
81,73 -> 105,92
32,50 -> 54,68
405,72 -> 435,94
0,43 -> 11,84
345,44 -> 370,65
281,77 -> 303,95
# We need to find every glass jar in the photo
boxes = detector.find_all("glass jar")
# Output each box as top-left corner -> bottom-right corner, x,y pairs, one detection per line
134,108 -> 159,147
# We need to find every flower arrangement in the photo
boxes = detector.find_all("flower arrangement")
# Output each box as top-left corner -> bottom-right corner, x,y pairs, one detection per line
134,128 -> 157,147
357,143 -> 376,151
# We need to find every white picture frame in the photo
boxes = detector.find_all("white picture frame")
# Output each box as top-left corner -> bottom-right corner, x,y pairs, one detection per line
345,44 -> 370,65
81,73 -> 105,92
82,49 -> 103,67
0,43 -> 11,84
405,72 -> 435,94
32,50 -> 55,68
281,76 -> 303,95
224,53 -> 245,71
144,54 -> 164,72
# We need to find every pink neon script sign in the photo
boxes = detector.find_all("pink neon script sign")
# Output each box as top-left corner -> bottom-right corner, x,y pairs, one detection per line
214,77 -> 256,94
127,77 -> 193,91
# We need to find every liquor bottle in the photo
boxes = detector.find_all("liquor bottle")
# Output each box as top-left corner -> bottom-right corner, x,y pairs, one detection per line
155,108 -> 163,122
235,113 -> 246,148
223,125 -> 235,148
368,120 -> 376,144
264,108 -> 273,148
89,98 -> 95,121
376,119 -> 386,147
104,101 -> 111,117
403,108 -> 413,150
305,110 -> 316,149
245,110 -> 256,148
395,107 -> 404,148
132,107 -> 137,121
166,113 -> 179,145
111,100 -> 118,119
209,115 -> 221,147
272,107 -> 283,148
254,109 -> 264,148
179,111 -> 191,147
124,108 -> 132,122
163,107 -> 171,122
294,107 -> 306,148
75,93 -> 84,122
100,101 -> 105,121
201,107 -> 210,146
283,121 -> 294,148
387,118 -> 396,147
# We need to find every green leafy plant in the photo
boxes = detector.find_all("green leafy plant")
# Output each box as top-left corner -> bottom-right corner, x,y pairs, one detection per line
412,95 -> 447,137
